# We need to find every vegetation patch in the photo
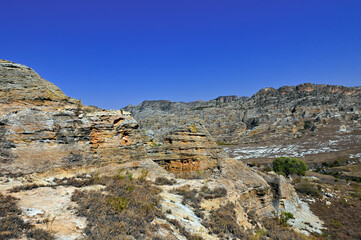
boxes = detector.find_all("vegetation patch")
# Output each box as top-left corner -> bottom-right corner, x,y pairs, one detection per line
308,182 -> 361,239
0,193 -> 54,240
154,177 -> 177,185
273,157 -> 308,176
9,174 -> 100,193
9,183 -> 51,193
202,202 -> 246,239
167,218 -> 204,240
172,185 -> 204,218
200,186 -> 227,199
294,180 -> 322,198
189,123 -> 198,133
71,172 -> 164,239
260,218 -> 308,240
278,211 -> 295,226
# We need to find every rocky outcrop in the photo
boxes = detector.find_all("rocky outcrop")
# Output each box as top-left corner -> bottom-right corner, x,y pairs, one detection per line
0,60 -> 68,101
0,60 -> 146,174
146,123 -> 226,175
0,61 -> 323,239
124,83 -> 361,144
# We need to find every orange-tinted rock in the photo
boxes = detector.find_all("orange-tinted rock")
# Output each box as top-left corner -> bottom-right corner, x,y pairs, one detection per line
0,61 -> 146,174
147,123 -> 226,174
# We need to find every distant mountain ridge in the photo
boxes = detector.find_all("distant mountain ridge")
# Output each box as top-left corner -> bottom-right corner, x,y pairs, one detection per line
124,82 -> 361,144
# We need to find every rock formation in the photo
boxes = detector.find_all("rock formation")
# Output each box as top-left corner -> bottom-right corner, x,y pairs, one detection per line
124,82 -> 361,144
0,60 -> 324,239
146,123 -> 226,175
124,82 -> 361,166
0,60 -> 145,174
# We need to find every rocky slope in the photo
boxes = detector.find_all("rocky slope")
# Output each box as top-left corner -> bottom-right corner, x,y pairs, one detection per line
124,83 -> 361,144
124,83 -> 361,165
0,60 -> 323,239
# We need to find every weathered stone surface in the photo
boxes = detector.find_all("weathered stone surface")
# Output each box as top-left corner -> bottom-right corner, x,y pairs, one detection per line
0,61 -> 323,239
0,60 -> 69,101
147,123 -> 226,174
124,82 -> 361,145
0,61 -> 146,174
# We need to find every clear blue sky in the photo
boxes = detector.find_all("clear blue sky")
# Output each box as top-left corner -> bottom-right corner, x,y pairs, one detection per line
1,0 -> 361,109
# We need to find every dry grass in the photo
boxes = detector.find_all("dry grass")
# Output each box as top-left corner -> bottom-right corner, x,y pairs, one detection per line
294,180 -> 322,198
260,218 -> 309,240
200,186 -> 227,199
202,202 -> 248,239
309,183 -> 361,239
154,177 -> 177,185
0,193 -> 54,240
71,173 -> 164,239
167,218 -> 204,240
172,185 -> 205,218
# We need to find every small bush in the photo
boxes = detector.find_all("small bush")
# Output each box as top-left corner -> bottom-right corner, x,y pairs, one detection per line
200,186 -> 227,199
189,123 -> 198,133
295,181 -> 322,198
9,183 -> 50,193
167,218 -> 204,240
303,120 -> 313,130
154,177 -> 176,185
202,202 -> 245,238
26,228 -> 55,240
261,218 -> 306,240
273,157 -> 308,176
53,175 -> 98,187
279,211 -> 295,225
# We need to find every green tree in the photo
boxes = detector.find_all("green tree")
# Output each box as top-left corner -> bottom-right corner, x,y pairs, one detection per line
273,157 -> 308,176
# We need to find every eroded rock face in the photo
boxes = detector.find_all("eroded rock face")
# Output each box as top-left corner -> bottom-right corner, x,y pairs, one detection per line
147,123 -> 226,174
0,61 -> 323,239
124,83 -> 361,145
0,60 -> 68,101
0,61 -> 146,174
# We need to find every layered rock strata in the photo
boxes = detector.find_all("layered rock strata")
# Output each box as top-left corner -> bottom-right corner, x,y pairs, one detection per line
146,123 -> 226,174
0,60 -> 145,174
124,83 -> 361,144
0,60 -> 323,239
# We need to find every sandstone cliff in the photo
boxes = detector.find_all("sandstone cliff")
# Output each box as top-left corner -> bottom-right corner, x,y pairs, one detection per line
0,60 -> 146,174
0,61 -> 323,239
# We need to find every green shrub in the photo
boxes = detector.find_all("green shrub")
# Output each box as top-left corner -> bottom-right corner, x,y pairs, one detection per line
279,211 -> 294,225
295,181 -> 322,198
273,157 -> 308,176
